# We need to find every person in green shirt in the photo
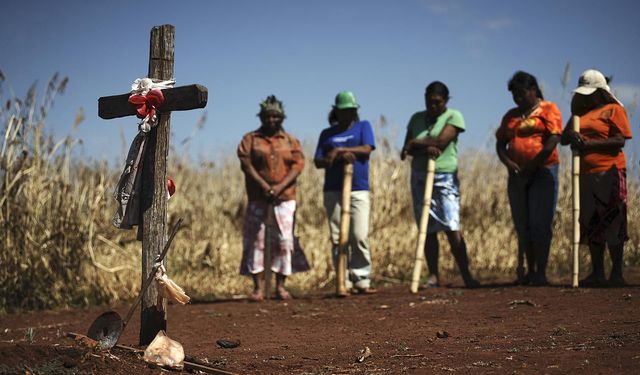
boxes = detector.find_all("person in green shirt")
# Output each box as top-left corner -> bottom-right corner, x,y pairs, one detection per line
401,81 -> 479,288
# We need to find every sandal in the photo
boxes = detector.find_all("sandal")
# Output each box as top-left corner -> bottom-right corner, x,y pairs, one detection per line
425,274 -> 440,288
419,279 -> 440,290
351,287 -> 378,295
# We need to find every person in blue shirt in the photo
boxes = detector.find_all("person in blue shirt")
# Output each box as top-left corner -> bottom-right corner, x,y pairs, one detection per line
314,91 -> 377,294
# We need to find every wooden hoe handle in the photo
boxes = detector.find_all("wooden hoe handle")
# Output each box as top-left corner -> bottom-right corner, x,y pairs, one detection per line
336,163 -> 353,297
410,159 -> 436,293
571,116 -> 581,288
264,203 -> 274,300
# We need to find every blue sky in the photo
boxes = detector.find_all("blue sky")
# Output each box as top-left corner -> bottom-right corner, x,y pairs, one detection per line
2,0 -> 639,164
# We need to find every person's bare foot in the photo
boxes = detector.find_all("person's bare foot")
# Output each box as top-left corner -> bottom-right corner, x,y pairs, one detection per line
249,290 -> 264,302
276,287 -> 292,300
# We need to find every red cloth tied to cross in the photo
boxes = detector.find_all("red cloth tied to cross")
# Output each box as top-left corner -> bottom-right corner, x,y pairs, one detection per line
128,89 -> 165,120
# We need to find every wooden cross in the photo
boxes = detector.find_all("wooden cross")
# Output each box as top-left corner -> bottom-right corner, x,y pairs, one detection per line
98,24 -> 207,345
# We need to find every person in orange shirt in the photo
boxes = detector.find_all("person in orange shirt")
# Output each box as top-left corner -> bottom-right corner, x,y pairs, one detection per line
496,71 -> 563,286
561,69 -> 633,287
237,95 -> 306,301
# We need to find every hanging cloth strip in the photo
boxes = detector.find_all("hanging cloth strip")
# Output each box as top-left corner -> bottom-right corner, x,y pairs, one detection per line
128,78 -> 176,133
112,78 -> 177,230
155,264 -> 190,305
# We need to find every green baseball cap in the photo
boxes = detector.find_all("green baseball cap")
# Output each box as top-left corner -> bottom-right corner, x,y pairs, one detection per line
334,91 -> 360,109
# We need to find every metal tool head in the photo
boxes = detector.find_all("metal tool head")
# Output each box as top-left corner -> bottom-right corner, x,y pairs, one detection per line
87,311 -> 124,350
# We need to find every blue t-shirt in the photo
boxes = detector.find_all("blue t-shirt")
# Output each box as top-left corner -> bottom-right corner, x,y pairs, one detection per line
314,120 -> 376,192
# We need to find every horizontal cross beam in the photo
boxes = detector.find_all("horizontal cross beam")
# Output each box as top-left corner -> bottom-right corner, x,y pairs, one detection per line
98,84 -> 208,120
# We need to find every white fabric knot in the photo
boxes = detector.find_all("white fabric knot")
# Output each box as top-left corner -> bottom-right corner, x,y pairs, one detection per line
139,121 -> 151,133
131,77 -> 176,95
130,78 -> 176,133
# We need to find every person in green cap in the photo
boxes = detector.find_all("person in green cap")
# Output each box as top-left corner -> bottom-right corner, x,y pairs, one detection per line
401,81 -> 479,288
237,95 -> 307,301
314,91 -> 377,294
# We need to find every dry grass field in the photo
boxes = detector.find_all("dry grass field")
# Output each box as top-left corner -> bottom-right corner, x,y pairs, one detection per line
1,76 -> 639,312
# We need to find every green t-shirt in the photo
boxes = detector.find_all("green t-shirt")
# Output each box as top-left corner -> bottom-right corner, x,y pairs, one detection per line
406,108 -> 465,173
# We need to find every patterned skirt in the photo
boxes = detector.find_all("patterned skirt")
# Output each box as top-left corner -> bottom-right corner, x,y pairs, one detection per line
580,167 -> 629,246
240,200 -> 299,276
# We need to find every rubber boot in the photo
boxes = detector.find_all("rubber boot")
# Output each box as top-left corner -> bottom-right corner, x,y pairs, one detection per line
580,245 -> 606,287
608,244 -> 627,287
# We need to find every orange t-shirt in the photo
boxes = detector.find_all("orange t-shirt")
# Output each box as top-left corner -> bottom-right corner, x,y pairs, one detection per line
496,101 -> 563,167
237,130 -> 305,201
579,103 -> 632,174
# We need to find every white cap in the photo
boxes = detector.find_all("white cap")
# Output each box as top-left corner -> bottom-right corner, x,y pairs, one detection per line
574,69 -> 623,106
574,69 -> 611,95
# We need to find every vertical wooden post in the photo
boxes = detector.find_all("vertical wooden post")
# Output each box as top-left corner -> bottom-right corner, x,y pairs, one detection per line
264,203 -> 274,300
571,115 -> 581,288
410,158 -> 436,293
139,24 -> 174,345
336,163 -> 353,297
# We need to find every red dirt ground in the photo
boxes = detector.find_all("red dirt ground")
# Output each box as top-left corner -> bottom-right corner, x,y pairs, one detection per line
1,271 -> 639,374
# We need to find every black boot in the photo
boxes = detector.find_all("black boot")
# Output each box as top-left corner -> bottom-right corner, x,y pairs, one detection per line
580,244 -> 606,287
608,244 -> 627,287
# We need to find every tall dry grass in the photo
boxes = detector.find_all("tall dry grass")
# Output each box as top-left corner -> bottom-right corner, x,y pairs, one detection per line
0,74 -> 122,310
1,77 -> 639,312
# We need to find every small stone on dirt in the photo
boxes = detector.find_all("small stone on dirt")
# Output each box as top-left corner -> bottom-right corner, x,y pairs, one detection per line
436,331 -> 449,339
508,299 -> 536,308
356,346 -> 372,363
216,339 -> 240,349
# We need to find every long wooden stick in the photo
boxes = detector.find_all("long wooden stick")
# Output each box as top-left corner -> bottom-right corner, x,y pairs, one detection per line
410,158 -> 436,294
336,163 -> 354,297
572,115 -> 581,288
264,203 -> 274,300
